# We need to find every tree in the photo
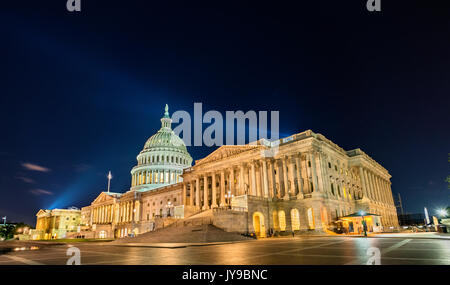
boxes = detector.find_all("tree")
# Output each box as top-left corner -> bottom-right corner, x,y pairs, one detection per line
0,224 -> 16,240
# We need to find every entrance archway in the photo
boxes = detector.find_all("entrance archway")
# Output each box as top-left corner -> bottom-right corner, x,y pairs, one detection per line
252,212 -> 266,238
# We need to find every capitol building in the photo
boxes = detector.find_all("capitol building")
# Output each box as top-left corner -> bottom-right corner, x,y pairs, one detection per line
36,105 -> 399,239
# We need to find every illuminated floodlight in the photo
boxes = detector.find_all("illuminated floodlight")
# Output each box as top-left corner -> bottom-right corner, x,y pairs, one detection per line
358,210 -> 366,216
436,208 -> 448,217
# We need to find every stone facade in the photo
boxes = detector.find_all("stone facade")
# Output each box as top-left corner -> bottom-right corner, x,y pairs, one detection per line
78,107 -> 398,239
182,130 -> 399,237
31,208 -> 81,240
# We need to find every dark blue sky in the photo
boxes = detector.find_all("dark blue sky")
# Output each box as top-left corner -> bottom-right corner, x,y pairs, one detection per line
0,1 -> 449,225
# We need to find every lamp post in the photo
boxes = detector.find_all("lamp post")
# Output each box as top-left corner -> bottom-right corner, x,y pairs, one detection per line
224,191 -> 234,209
166,201 -> 173,217
359,211 -> 367,237
2,216 -> 5,226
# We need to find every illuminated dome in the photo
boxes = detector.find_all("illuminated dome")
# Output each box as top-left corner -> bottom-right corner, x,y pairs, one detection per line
143,126 -> 187,152
130,105 -> 192,192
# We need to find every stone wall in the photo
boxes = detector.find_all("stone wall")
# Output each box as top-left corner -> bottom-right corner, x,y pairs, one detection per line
212,209 -> 248,233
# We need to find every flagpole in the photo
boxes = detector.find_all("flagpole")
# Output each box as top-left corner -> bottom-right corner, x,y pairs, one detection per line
107,171 -> 112,193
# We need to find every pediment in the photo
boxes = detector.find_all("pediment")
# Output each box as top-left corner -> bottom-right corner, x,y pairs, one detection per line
36,209 -> 49,217
91,192 -> 114,205
195,145 -> 262,166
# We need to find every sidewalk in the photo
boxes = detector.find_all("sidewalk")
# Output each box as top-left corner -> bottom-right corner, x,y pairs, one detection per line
111,240 -> 253,248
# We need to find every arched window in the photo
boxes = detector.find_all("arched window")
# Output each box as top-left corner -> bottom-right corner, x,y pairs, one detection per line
278,210 -> 286,231
307,208 -> 315,230
291,209 -> 300,231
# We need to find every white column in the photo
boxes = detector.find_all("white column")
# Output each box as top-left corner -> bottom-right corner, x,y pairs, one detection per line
239,164 -> 245,196
212,173 -> 218,208
195,177 -> 200,209
288,156 -> 296,195
282,157 -> 289,199
182,183 -> 187,205
203,174 -> 209,210
220,170 -> 226,206
230,167 -> 235,196
190,181 -> 195,206
262,159 -> 269,198
275,160 -> 282,198
268,160 -> 275,198
358,167 -> 368,199
310,152 -> 318,192
251,161 -> 257,196
295,155 -> 303,197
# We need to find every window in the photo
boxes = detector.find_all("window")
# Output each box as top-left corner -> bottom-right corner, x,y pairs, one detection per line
328,162 -> 331,168
291,209 -> 300,231
307,208 -> 315,230
278,211 -> 286,231
330,183 -> 335,195
308,161 -> 311,167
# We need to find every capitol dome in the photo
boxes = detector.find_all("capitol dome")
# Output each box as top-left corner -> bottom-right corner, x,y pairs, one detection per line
130,105 -> 192,192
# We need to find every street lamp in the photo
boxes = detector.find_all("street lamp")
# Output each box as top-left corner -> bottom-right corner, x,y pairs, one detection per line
359,210 -> 367,237
224,191 -> 234,208
166,201 -> 173,217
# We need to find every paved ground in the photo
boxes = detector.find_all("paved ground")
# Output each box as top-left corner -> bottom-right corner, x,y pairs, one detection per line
0,235 -> 449,265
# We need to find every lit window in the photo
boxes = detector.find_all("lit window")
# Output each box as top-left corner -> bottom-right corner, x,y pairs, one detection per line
291,209 -> 300,231
278,211 -> 286,231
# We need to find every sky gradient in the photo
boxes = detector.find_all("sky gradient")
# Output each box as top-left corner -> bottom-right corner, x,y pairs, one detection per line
0,1 -> 449,225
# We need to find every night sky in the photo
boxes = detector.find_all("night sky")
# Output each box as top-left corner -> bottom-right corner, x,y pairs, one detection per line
0,1 -> 449,225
